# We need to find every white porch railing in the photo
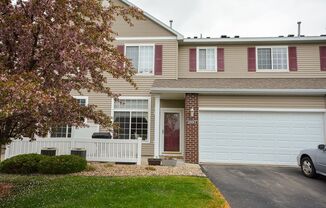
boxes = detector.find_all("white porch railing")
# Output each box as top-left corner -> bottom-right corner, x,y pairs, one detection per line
4,138 -> 142,165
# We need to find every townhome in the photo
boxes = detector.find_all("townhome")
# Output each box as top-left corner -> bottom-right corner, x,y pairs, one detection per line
3,0 -> 326,166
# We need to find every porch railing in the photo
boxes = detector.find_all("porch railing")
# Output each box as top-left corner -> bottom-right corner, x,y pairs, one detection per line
4,138 -> 142,165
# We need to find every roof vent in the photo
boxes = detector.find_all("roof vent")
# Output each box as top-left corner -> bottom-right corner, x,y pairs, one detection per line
234,35 -> 240,38
320,34 -> 326,37
221,35 -> 228,38
169,20 -> 173,28
288,34 -> 295,37
297,21 -> 301,37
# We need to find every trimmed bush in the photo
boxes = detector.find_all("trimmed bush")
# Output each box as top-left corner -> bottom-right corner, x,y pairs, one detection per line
0,154 -> 47,174
38,155 -> 87,174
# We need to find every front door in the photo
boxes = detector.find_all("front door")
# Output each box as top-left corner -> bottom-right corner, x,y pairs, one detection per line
163,112 -> 180,152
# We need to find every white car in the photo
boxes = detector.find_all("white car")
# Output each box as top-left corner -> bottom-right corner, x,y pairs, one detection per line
297,144 -> 326,178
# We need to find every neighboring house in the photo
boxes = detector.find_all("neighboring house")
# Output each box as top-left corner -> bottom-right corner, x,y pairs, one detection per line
4,0 -> 326,165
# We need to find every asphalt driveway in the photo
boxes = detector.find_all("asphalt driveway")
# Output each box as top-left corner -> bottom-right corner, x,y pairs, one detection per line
201,164 -> 326,208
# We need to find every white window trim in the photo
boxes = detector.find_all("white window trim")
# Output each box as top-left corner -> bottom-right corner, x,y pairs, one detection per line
196,47 -> 217,72
111,96 -> 151,143
256,46 -> 289,72
124,44 -> 155,76
73,96 -> 89,124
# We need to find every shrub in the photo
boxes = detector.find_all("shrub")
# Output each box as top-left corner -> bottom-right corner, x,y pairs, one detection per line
0,154 -> 47,174
38,155 -> 87,174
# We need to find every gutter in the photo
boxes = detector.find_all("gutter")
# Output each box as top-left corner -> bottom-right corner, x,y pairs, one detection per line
181,36 -> 326,45
151,88 -> 326,95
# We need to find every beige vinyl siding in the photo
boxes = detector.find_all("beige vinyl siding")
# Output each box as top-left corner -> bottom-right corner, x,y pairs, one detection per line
179,44 -> 326,78
70,40 -> 178,156
161,99 -> 185,108
199,95 -> 326,109
112,0 -> 175,37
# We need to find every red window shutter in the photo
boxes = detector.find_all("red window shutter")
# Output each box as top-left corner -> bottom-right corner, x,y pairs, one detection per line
189,48 -> 197,72
288,47 -> 298,71
320,46 -> 326,71
155,45 -> 163,75
217,48 -> 224,72
117,45 -> 124,70
247,47 -> 256,72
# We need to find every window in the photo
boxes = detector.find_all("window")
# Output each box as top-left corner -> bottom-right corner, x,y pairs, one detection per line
113,98 -> 150,142
125,45 -> 154,74
51,126 -> 72,138
197,47 -> 217,71
257,47 -> 288,71
50,96 -> 88,138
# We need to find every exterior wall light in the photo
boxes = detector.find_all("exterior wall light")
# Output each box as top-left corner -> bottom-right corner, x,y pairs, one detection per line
190,107 -> 195,118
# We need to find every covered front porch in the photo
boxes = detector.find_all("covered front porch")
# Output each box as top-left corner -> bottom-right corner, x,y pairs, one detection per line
152,93 -> 198,163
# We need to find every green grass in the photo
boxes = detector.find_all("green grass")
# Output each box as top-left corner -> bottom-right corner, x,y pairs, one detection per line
0,175 -> 226,208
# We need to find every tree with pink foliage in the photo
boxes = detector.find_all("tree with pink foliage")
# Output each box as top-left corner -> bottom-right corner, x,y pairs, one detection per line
0,0 -> 143,145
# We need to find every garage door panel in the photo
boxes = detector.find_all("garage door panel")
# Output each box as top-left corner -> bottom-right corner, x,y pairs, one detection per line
199,111 -> 324,165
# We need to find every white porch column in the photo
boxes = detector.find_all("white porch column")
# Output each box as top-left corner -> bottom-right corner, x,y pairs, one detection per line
154,95 -> 160,158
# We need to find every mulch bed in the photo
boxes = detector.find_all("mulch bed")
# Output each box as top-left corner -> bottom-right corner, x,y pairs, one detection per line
75,163 -> 206,177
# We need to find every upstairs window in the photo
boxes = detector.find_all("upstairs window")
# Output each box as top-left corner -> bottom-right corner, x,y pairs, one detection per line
125,45 -> 154,75
197,47 -> 217,71
257,46 -> 288,71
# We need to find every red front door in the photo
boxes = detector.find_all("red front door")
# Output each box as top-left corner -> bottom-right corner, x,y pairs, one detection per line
164,112 -> 180,152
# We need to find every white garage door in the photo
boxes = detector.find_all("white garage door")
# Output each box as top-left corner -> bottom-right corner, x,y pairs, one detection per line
199,111 -> 325,165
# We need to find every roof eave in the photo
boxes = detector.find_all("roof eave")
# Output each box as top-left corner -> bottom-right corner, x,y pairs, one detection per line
181,36 -> 326,45
120,0 -> 184,40
151,88 -> 326,95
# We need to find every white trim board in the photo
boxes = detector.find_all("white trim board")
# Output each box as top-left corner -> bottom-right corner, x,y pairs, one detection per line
199,107 -> 326,113
151,88 -> 326,95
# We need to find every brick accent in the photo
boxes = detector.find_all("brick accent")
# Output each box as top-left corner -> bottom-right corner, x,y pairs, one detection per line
185,93 -> 199,164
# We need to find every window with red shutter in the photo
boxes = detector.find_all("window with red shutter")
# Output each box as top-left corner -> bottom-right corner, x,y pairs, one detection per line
217,48 -> 224,72
320,46 -> 326,71
154,45 -> 163,75
189,48 -> 197,72
288,47 -> 298,71
248,47 -> 256,72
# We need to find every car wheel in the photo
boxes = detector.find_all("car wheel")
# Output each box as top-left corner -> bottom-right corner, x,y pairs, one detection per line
301,157 -> 316,178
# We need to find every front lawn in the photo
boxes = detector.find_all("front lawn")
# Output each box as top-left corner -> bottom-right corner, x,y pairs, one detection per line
0,175 -> 227,208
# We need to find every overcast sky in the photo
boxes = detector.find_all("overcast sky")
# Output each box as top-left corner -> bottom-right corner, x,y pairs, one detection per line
129,0 -> 326,38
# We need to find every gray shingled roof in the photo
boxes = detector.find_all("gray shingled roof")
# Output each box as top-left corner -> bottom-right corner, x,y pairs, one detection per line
151,78 -> 326,94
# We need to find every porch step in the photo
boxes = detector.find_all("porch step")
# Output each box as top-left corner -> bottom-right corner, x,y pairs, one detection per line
160,155 -> 184,160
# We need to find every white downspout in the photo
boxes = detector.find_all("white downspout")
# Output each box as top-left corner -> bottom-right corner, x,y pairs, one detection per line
154,95 -> 160,158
